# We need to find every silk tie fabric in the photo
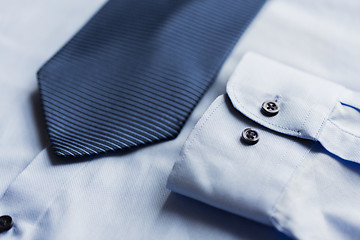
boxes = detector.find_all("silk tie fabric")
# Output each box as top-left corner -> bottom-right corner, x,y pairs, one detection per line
37,0 -> 266,157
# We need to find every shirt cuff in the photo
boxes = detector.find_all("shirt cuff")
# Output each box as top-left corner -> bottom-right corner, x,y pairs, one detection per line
166,52 -> 360,231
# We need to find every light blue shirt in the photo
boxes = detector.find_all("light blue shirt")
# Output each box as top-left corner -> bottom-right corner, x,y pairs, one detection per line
0,0 -> 360,239
168,53 -> 360,239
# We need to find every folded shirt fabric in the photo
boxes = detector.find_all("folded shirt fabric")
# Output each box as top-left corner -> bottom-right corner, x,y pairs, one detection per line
167,53 -> 360,239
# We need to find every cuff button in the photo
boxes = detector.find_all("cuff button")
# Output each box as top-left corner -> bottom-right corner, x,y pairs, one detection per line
261,101 -> 280,116
0,215 -> 13,233
241,128 -> 259,145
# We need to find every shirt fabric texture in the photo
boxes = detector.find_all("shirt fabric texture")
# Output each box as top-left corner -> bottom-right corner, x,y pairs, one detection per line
0,0 -> 360,239
167,53 -> 360,239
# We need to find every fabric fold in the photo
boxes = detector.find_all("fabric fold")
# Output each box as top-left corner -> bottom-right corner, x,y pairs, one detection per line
167,52 -> 360,239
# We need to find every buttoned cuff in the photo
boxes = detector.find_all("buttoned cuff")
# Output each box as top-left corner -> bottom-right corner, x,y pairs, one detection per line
166,53 -> 360,230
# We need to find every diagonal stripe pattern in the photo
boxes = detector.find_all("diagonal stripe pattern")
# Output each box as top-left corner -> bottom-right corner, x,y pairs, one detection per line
38,0 -> 266,157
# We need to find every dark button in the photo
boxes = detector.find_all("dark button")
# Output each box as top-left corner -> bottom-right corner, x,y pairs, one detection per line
241,128 -> 259,145
261,101 -> 280,116
0,215 -> 13,233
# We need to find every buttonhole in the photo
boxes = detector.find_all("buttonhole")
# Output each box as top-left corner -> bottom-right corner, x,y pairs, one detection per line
274,95 -> 282,103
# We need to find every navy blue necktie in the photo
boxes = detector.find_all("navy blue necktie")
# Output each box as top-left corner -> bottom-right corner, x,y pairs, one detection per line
38,0 -> 266,157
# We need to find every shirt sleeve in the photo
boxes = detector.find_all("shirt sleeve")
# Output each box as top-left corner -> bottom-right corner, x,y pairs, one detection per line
166,52 -> 360,239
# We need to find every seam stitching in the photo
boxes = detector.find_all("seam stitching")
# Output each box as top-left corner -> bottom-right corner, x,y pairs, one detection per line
328,119 -> 360,139
228,87 -> 300,133
269,142 -> 315,235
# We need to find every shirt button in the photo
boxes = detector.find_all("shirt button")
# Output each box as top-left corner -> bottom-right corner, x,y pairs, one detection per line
0,215 -> 13,233
241,128 -> 259,145
261,101 -> 280,116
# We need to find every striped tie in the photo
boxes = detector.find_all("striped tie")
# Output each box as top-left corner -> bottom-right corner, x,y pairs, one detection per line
38,0 -> 266,157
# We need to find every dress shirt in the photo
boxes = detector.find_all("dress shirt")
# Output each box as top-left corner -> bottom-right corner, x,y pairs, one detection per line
168,53 -> 360,239
0,0 -> 360,239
